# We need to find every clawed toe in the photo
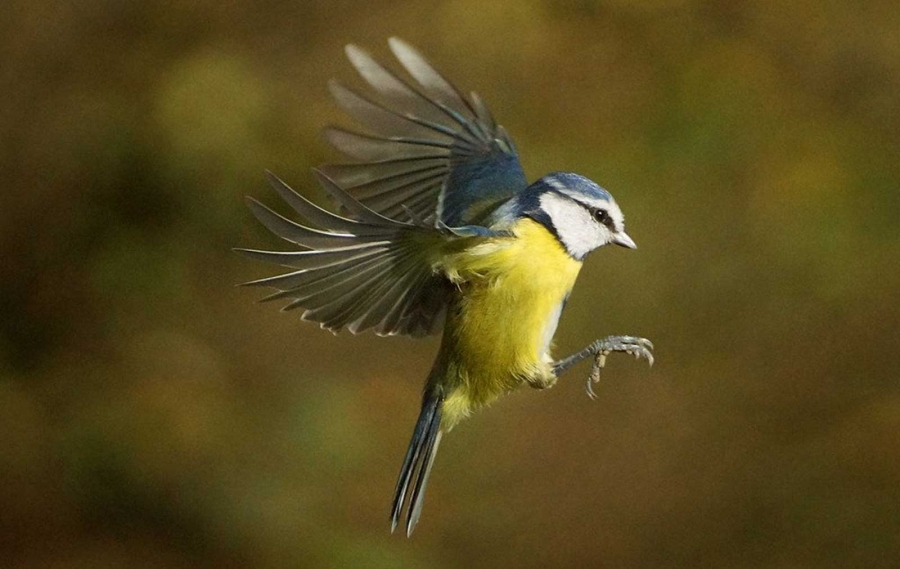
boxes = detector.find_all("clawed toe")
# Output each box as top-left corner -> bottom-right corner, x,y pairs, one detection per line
582,335 -> 655,399
595,335 -> 654,365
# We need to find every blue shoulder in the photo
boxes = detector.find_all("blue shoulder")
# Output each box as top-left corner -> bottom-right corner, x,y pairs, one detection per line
440,149 -> 527,226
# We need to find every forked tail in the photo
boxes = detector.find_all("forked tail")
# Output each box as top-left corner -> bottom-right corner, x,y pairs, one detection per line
390,388 -> 444,537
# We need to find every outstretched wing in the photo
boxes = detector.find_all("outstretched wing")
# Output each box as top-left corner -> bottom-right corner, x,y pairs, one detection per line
321,37 -> 528,227
237,171 -> 502,337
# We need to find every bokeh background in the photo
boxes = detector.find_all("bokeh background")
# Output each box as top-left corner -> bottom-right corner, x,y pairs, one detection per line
2,0 -> 899,567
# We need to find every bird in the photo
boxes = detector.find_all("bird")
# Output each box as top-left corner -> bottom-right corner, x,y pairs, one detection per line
237,38 -> 653,536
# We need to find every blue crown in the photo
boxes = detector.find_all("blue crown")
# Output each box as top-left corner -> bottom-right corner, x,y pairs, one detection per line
536,172 -> 612,202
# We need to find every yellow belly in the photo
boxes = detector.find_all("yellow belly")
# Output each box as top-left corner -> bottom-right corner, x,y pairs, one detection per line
433,218 -> 583,427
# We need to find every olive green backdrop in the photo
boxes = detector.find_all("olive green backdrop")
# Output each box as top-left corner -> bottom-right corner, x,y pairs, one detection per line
2,1 -> 899,567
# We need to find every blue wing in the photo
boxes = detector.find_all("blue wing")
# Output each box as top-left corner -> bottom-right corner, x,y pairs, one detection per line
320,37 -> 528,227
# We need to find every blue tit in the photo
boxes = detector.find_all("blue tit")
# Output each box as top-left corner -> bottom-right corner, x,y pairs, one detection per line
238,38 -> 653,536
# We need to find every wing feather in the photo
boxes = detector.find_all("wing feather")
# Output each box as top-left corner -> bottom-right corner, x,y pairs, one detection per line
265,171 -> 391,236
259,251 -> 394,304
345,44 -> 479,136
318,157 -> 447,187
244,197 -> 382,249
323,166 -> 448,202
328,80 -> 474,148
324,128 -> 448,161
388,37 -> 480,126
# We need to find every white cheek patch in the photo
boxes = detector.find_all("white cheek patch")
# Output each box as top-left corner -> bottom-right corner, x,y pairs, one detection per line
539,192 -> 608,259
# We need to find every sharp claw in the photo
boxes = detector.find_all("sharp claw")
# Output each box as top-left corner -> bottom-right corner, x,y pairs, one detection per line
585,376 -> 598,400
585,351 -> 606,400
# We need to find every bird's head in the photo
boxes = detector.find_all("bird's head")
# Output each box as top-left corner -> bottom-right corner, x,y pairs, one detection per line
519,172 -> 635,260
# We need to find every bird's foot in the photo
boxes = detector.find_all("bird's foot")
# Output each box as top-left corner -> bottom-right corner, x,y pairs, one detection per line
584,336 -> 654,400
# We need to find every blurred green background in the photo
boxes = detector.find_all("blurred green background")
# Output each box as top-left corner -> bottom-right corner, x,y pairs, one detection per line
2,0 -> 899,567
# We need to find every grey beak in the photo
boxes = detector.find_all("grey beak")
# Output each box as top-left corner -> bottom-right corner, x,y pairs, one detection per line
612,232 -> 637,249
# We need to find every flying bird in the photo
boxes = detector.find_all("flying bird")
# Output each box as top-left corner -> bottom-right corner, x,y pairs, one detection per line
238,38 -> 653,536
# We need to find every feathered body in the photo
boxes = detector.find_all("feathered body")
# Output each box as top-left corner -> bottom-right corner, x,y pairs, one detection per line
238,38 -> 651,536
435,218 -> 582,426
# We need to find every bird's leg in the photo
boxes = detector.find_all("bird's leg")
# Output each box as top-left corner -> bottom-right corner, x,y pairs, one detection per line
552,336 -> 654,400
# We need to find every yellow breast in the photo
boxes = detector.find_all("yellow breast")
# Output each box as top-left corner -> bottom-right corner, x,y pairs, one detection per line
435,218 -> 583,427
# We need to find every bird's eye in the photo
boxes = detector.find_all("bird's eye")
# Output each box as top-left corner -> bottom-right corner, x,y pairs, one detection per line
590,208 -> 610,225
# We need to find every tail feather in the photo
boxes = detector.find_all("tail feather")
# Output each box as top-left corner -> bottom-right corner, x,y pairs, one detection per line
407,428 -> 443,535
391,389 -> 444,536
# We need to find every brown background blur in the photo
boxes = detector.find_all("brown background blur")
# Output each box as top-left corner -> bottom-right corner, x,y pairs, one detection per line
2,1 -> 899,567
